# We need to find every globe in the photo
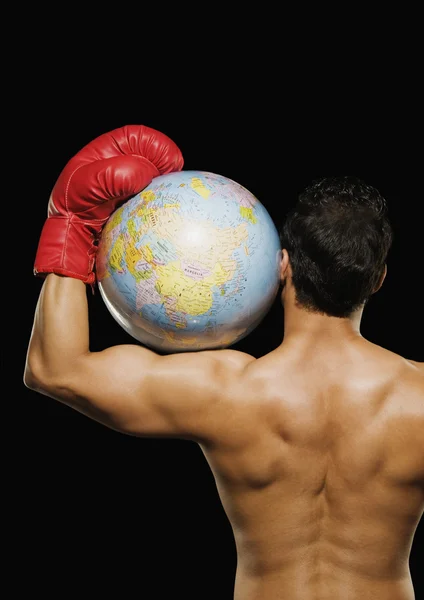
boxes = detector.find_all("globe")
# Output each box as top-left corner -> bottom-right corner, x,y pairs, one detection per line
96,170 -> 282,353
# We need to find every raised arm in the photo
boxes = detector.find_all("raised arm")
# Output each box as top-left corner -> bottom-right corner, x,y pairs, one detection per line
24,274 -> 253,441
24,125 -> 254,443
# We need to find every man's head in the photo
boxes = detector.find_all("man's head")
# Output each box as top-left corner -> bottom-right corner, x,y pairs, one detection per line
279,176 -> 393,318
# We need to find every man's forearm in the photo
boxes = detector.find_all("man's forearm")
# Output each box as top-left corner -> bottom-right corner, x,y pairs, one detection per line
24,274 -> 90,384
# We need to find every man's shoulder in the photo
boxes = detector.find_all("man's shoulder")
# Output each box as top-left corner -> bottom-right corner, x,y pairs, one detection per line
212,348 -> 257,366
361,339 -> 423,379
366,340 -> 424,393
401,360 -> 424,400
199,349 -> 257,379
380,353 -> 424,411
406,359 -> 424,373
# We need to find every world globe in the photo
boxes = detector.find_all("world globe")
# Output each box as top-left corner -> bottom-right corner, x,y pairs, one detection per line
96,170 -> 282,353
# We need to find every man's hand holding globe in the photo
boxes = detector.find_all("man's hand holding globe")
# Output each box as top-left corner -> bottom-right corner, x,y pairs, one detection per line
33,125 -> 281,352
33,125 -> 184,286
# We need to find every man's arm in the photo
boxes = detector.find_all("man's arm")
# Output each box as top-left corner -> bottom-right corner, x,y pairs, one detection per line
24,274 -> 254,443
25,124 -> 254,444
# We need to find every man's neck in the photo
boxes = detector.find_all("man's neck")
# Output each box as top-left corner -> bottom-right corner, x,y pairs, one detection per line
281,286 -> 363,344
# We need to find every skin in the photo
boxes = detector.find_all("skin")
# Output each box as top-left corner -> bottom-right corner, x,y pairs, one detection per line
24,250 -> 424,600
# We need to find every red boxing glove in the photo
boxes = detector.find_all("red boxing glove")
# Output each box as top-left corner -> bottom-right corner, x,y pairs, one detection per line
34,124 -> 184,285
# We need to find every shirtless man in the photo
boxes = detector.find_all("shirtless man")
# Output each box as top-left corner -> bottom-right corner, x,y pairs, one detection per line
24,125 -> 424,600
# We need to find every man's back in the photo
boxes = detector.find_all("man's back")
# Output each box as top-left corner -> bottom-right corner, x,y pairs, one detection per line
201,338 -> 424,600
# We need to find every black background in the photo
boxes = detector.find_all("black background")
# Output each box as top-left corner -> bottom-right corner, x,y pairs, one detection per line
10,23 -> 424,599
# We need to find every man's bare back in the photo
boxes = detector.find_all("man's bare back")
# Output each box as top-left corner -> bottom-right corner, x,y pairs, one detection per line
200,338 -> 424,600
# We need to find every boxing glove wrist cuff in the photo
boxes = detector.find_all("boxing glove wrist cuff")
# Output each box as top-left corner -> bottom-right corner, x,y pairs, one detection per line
34,216 -> 98,285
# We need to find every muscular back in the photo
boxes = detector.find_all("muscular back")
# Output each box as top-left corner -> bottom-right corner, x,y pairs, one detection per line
201,339 -> 424,600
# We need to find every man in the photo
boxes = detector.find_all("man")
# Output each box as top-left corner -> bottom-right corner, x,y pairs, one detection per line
24,124 -> 424,600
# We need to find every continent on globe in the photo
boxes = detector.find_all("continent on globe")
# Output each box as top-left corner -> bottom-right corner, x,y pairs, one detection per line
96,170 -> 282,353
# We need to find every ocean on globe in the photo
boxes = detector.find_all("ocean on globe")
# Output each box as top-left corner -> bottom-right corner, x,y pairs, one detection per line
96,170 -> 282,353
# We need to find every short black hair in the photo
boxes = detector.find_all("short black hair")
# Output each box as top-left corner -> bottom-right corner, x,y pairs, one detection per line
279,176 -> 393,317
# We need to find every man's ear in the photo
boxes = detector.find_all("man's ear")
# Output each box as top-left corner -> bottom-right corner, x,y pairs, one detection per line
373,264 -> 387,293
280,249 -> 290,283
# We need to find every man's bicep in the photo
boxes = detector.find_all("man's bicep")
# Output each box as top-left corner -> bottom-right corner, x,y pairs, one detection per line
43,344 -> 162,434
51,345 -> 227,440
